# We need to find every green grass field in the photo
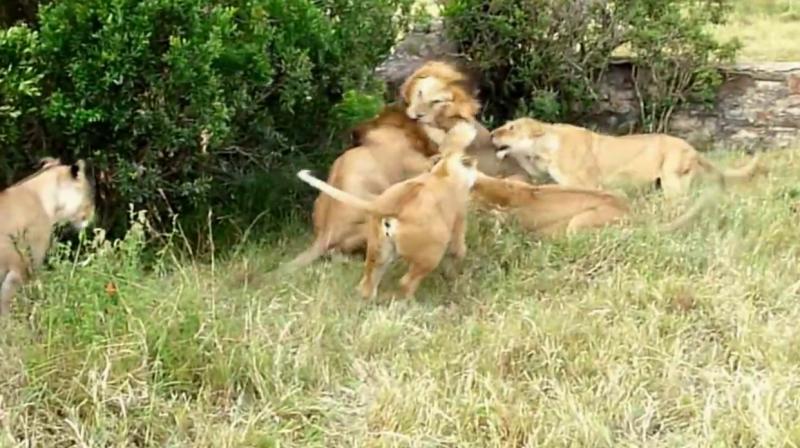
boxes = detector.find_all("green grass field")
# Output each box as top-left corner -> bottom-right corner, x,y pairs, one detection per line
1,1 -> 798,445
2,147 -> 799,446
713,0 -> 800,62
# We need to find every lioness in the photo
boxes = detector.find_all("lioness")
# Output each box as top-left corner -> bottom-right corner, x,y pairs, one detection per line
296,122 -> 479,300
0,158 -> 95,315
491,117 -> 763,198
400,60 -> 531,181
471,174 -> 630,235
285,105 -> 438,271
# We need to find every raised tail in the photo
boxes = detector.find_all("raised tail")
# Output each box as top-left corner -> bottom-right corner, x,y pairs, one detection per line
722,153 -> 764,183
662,152 -> 762,232
297,170 -> 384,214
697,152 -> 763,185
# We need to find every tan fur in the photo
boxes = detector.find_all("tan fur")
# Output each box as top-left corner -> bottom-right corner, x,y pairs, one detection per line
472,173 -> 630,235
471,173 -> 725,236
0,159 -> 95,315
401,61 -> 531,181
284,105 -> 438,271
492,117 -> 765,227
492,117 -> 764,195
296,122 -> 479,300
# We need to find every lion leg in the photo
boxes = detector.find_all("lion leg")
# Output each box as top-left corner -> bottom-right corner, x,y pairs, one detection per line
660,171 -> 696,201
660,151 -> 698,200
448,212 -> 467,260
0,270 -> 23,316
397,233 -> 447,300
442,212 -> 469,280
357,220 -> 395,300
399,260 -> 438,300
566,207 -> 624,235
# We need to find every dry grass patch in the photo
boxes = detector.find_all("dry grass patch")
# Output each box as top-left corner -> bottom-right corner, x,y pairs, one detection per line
1,146 -> 800,446
714,0 -> 800,62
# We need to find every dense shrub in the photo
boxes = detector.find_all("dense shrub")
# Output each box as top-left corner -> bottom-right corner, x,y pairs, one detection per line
443,0 -> 739,131
0,0 -> 411,234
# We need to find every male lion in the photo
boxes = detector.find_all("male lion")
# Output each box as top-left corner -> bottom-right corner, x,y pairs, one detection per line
400,60 -> 531,181
296,122 -> 479,300
491,117 -> 763,198
0,158 -> 95,315
284,105 -> 439,271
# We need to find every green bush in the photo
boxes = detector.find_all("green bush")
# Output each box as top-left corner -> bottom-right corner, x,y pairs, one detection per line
443,0 -> 739,131
0,0 -> 411,235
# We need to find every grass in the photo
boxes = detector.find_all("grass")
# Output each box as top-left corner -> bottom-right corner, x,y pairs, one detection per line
2,147 -> 800,446
713,0 -> 800,62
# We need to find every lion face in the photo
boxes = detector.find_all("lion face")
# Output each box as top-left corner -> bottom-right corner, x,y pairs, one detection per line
54,160 -> 96,230
490,118 -> 550,176
400,64 -> 481,129
404,77 -> 456,124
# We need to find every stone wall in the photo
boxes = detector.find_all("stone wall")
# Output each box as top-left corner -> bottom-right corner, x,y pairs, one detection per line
587,61 -> 800,150
376,24 -> 800,150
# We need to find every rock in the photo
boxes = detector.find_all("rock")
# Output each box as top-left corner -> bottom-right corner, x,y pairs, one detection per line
375,27 -> 800,149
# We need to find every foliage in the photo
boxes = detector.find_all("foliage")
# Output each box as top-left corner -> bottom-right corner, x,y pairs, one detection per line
442,0 -> 740,131
0,0 -> 411,234
0,26 -> 42,184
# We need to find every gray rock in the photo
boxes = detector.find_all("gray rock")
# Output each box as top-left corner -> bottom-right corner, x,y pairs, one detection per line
376,26 -> 800,149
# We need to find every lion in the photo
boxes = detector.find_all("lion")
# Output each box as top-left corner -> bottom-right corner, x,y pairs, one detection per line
284,105 -> 439,271
471,170 -> 730,236
296,122 -> 479,300
491,117 -> 765,228
0,158 -> 95,315
491,117 -> 763,198
471,173 -> 630,235
399,60 -> 532,181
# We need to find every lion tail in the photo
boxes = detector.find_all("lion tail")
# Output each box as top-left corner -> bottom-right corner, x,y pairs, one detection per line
297,170 -> 386,215
696,152 -> 763,186
721,153 -> 764,183
659,188 -> 720,232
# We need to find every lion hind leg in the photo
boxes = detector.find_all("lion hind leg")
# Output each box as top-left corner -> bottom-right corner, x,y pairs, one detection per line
566,206 -> 626,235
0,269 -> 23,316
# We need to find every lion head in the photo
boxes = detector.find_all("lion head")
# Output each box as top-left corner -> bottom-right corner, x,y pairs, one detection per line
34,158 -> 96,230
490,118 -> 550,177
400,61 -> 481,129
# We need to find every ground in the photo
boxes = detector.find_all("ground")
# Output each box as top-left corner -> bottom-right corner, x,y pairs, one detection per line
713,0 -> 800,61
2,0 -> 799,445
1,147 -> 798,446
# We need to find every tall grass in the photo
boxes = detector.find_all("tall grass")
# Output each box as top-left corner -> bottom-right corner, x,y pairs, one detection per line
1,147 -> 798,446
714,0 -> 800,62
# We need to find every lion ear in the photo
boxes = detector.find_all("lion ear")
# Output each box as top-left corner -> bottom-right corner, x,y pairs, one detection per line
400,75 -> 426,103
39,157 -> 61,170
70,160 -> 87,179
528,120 -> 546,138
